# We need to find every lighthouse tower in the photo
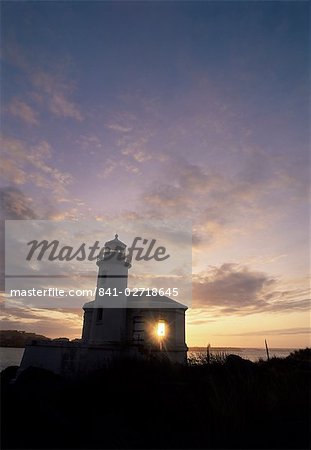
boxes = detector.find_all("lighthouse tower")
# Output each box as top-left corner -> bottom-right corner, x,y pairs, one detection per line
82,235 -> 131,344
20,234 -> 188,375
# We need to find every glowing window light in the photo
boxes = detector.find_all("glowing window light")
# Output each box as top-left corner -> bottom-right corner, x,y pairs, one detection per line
157,321 -> 166,337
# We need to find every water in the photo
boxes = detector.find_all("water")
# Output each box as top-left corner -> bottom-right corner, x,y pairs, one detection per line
0,348 -> 24,371
0,347 -> 298,372
188,347 -> 297,362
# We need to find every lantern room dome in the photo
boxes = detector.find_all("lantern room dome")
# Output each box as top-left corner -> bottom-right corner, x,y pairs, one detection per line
104,234 -> 126,250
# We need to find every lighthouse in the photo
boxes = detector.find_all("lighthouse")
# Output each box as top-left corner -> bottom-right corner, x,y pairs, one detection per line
82,234 -> 131,344
20,234 -> 188,376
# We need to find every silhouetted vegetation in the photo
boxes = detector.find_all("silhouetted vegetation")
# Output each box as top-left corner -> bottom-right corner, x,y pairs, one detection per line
0,330 -> 50,347
1,349 -> 310,449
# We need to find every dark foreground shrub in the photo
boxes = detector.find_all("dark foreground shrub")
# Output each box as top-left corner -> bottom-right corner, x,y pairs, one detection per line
1,352 -> 310,449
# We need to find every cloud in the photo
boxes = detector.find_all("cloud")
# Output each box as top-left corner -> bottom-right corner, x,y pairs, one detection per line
106,111 -> 166,164
27,141 -> 73,186
97,158 -> 140,179
49,92 -> 82,121
4,42 -> 83,122
0,135 -> 73,196
0,135 -> 28,185
98,159 -> 117,178
0,135 -> 84,223
0,187 -> 37,220
121,136 -> 152,163
0,295 -> 82,339
0,159 -> 27,186
118,134 -> 167,164
120,160 -> 140,174
76,134 -> 104,152
31,70 -> 83,121
6,98 -> 39,125
137,153 -> 305,249
107,123 -> 132,133
0,187 -> 38,291
140,160 -> 230,233
192,263 -> 310,315
123,148 -> 151,163
193,263 -> 274,310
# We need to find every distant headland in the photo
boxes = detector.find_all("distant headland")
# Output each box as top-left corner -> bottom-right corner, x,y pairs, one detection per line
0,330 -> 50,348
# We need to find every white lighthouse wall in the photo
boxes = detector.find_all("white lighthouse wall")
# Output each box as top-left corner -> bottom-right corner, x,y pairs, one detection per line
88,308 -> 127,343
95,255 -> 129,308
20,341 -> 126,376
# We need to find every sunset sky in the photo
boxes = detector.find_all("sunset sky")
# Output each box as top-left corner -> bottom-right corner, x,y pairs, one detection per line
1,1 -> 310,347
